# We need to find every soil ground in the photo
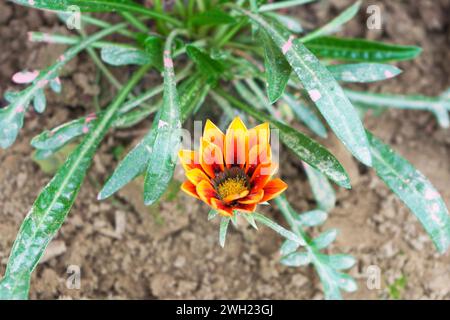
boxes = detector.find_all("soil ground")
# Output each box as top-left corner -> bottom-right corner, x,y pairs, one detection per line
0,0 -> 449,299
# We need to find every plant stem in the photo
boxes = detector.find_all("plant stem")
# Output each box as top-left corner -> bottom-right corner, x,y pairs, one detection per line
120,12 -> 150,33
253,213 -> 305,245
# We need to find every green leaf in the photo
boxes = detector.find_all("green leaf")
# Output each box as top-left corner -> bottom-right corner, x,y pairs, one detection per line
242,212 -> 258,229
186,45 -> 225,83
208,209 -> 218,221
312,229 -> 338,249
239,10 -> 372,166
191,8 -> 236,26
11,0 -> 181,26
260,30 -> 291,103
266,12 -> 303,33
280,252 -> 310,267
0,23 -> 126,149
300,1 -> 361,43
367,131 -> 450,253
325,254 -> 356,270
328,63 -> 402,83
99,74 -> 209,200
345,89 -> 450,129
101,46 -> 151,66
258,0 -> 315,12
303,162 -> 336,211
305,36 -> 422,62
280,239 -> 300,255
219,217 -> 231,247
297,209 -> 328,227
253,213 -> 306,245
49,77 -> 62,93
282,93 -> 327,138
0,65 -> 150,299
141,35 -> 164,71
216,89 -> 351,189
33,88 -> 46,113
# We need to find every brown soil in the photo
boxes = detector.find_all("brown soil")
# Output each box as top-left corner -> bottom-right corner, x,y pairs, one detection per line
1,0 -> 450,299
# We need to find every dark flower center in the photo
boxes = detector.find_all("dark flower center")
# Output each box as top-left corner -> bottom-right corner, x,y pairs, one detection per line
212,167 -> 250,200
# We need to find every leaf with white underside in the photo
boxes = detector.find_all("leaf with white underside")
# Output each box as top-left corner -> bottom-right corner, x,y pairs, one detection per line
101,46 -> 151,66
367,131 -> 450,253
300,1 -> 361,42
258,0 -> 315,12
303,162 -> 336,211
328,63 -> 402,83
283,93 -> 327,138
238,9 -> 372,166
260,30 -> 291,103
0,65 -> 149,299
345,89 -> 450,128
304,36 -> 422,62
219,217 -> 230,247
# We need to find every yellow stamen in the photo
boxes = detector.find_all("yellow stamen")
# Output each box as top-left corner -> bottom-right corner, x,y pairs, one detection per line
217,177 -> 249,200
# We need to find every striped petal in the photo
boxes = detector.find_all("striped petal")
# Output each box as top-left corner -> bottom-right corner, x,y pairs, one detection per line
200,138 -> 225,178
196,179 -> 217,205
261,178 -> 288,202
222,189 -> 249,204
210,198 -> 234,217
181,180 -> 200,199
246,143 -> 272,176
235,202 -> 257,213
238,189 -> 264,205
224,116 -> 248,168
178,149 -> 201,171
248,122 -> 270,151
203,119 -> 225,152
250,162 -> 278,193
186,168 -> 210,186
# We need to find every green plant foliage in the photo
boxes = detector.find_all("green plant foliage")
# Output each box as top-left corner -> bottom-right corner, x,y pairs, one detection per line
100,46 -> 151,66
367,131 -> 450,253
238,8 -> 372,166
186,45 -> 225,83
304,36 -> 422,62
329,63 -> 402,83
190,8 -> 236,26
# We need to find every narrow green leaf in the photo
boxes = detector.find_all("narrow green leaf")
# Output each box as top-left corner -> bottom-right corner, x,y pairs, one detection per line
367,131 -> 450,253
283,93 -> 327,138
329,63 -> 402,83
312,229 -> 338,249
305,36 -> 422,62
260,30 -> 291,103
141,35 -> 164,71
101,46 -> 151,66
303,162 -> 336,211
280,252 -> 311,267
216,89 -> 351,189
258,0 -> 315,12
12,0 -> 181,26
33,89 -> 46,113
0,65 -> 150,299
219,217 -> 231,247
186,45 -> 225,83
300,1 -> 361,43
238,10 -> 372,166
266,13 -> 303,33
345,89 -> 450,129
49,77 -> 62,93
253,213 -> 306,245
191,8 -> 236,26
242,212 -> 258,229
208,209 -> 218,221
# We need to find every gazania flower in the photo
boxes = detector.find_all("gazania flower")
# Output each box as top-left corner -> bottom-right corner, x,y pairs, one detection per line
179,117 -> 288,216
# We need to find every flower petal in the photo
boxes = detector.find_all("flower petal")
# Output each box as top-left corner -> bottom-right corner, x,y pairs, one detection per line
203,119 -> 225,152
238,189 -> 264,205
235,202 -> 257,213
210,198 -> 234,217
224,116 -> 248,168
186,168 -> 210,185
181,180 -> 200,199
178,149 -> 201,172
200,138 -> 225,178
222,189 -> 249,204
261,178 -> 288,202
246,143 -> 272,176
248,122 -> 270,151
196,179 -> 218,206
250,162 -> 278,192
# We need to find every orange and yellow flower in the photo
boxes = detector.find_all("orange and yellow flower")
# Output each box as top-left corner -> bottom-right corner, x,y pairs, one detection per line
179,117 -> 287,216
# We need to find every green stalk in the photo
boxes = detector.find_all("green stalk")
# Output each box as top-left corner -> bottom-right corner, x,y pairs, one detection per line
120,12 -> 149,33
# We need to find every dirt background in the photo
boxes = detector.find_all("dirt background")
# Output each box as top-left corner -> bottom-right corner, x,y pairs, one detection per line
1,0 -> 449,299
